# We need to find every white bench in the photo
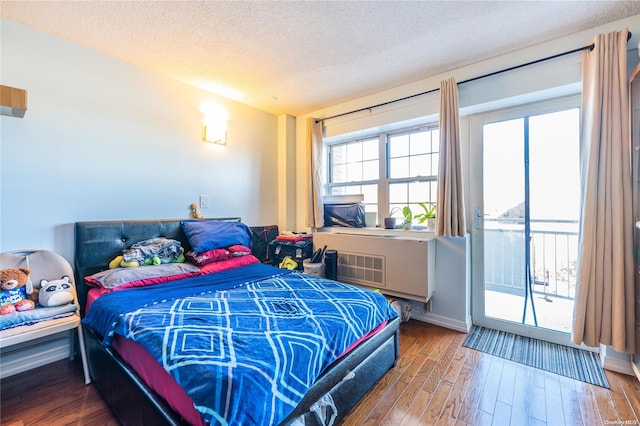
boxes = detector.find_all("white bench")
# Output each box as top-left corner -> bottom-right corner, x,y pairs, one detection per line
0,250 -> 90,384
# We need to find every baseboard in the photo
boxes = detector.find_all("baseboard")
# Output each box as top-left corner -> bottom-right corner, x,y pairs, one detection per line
411,310 -> 471,333
601,346 -> 634,376
0,336 -> 72,379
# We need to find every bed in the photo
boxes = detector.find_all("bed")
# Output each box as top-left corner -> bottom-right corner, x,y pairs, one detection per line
74,218 -> 400,425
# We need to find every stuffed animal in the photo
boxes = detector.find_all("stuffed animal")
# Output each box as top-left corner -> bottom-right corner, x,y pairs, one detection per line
39,276 -> 74,307
0,267 -> 37,314
190,203 -> 204,219
108,252 -> 185,269
278,256 -> 298,270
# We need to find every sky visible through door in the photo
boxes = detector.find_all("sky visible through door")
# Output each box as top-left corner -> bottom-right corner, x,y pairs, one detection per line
483,108 -> 580,333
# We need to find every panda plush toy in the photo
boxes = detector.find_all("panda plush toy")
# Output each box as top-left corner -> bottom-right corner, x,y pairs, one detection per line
39,276 -> 74,307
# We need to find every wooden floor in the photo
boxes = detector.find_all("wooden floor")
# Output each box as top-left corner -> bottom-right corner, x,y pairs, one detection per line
1,320 -> 639,425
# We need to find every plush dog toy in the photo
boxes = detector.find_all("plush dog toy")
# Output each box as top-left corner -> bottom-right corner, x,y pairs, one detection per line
0,267 -> 37,314
39,276 -> 74,307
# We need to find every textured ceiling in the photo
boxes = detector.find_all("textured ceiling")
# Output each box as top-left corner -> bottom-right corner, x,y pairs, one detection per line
2,1 -> 640,116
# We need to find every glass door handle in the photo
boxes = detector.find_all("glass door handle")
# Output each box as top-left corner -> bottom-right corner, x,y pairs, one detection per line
474,207 -> 482,229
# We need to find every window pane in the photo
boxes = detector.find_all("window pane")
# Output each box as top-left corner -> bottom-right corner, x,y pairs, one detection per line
529,109 -> 580,221
330,138 -> 379,185
431,153 -> 439,176
344,185 -> 361,195
389,182 -> 408,204
333,144 -> 346,164
389,128 -> 439,179
362,184 -> 378,216
362,139 -> 378,161
362,159 -> 379,181
389,157 -> 409,178
388,204 -> 405,219
409,181 -> 429,203
332,164 -> 346,183
347,141 -> 362,162
361,184 -> 378,204
347,163 -> 362,182
410,131 -> 429,155
410,154 -> 429,177
389,134 -> 409,157
330,187 -> 345,195
483,118 -> 526,324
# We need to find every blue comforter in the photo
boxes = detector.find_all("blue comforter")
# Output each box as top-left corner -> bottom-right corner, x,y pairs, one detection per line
83,263 -> 398,426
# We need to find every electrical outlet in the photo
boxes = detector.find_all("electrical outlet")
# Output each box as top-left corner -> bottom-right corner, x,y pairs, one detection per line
199,195 -> 209,208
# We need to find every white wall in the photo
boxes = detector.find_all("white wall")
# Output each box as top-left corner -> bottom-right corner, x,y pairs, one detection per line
295,15 -> 640,233
0,19 -> 279,262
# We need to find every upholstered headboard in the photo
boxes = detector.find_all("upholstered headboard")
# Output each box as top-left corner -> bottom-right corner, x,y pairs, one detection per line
74,217 -> 240,313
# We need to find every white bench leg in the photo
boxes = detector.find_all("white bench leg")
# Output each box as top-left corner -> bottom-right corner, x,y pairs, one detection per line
76,324 -> 91,385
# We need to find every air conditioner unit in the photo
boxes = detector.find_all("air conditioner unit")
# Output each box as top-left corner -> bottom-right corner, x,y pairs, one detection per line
312,232 -> 435,303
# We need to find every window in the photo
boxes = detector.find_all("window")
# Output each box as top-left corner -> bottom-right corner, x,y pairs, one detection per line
327,125 -> 439,226
387,127 -> 439,221
328,137 -> 379,216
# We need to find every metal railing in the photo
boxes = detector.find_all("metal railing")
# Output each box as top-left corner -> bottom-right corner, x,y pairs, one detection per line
484,218 -> 579,301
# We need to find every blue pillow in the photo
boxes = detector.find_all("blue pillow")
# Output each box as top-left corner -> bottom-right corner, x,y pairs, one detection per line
181,220 -> 252,254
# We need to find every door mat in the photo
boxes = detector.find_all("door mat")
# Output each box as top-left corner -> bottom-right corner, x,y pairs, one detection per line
462,326 -> 610,388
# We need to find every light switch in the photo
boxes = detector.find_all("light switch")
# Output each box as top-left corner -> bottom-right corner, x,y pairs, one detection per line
199,195 -> 209,208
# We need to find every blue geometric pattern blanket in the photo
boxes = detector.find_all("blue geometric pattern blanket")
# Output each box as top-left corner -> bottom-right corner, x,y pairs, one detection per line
82,263 -> 398,426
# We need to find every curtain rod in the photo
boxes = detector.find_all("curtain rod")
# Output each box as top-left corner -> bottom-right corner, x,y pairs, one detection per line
316,31 -> 632,124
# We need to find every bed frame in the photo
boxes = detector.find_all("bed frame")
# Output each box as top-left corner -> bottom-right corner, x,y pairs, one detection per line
74,218 -> 400,425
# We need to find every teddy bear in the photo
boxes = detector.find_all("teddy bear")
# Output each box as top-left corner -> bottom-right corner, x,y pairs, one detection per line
0,267 -> 37,315
39,276 -> 75,307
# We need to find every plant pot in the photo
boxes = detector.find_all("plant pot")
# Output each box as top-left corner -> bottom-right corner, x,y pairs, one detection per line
427,218 -> 436,232
383,217 -> 397,229
403,222 -> 413,230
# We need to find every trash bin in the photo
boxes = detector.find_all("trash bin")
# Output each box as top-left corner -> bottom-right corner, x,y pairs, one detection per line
303,259 -> 325,277
324,250 -> 337,281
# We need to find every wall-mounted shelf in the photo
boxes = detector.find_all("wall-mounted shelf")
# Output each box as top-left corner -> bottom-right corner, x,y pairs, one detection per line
0,85 -> 27,118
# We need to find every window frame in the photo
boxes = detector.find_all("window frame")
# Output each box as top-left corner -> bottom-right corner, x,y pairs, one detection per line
326,123 -> 439,227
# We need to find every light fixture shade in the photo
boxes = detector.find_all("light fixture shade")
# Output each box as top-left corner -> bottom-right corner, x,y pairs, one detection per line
202,124 -> 226,145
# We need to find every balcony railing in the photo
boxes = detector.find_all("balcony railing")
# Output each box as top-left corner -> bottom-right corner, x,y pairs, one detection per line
484,218 -> 579,301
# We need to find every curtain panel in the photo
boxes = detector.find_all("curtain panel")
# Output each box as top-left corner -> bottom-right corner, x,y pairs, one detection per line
573,28 -> 635,354
306,118 -> 324,229
436,77 -> 466,237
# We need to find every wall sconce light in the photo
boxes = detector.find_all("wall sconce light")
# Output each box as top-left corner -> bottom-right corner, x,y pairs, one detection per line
202,116 -> 227,145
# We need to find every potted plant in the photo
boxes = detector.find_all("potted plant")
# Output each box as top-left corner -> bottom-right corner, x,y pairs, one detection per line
401,206 -> 413,230
384,207 -> 401,229
414,202 -> 436,232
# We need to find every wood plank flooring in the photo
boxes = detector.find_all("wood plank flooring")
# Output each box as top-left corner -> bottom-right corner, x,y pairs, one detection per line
1,320 -> 638,425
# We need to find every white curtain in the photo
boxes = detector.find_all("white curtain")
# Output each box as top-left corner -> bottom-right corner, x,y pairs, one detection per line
306,118 -> 324,228
436,77 -> 466,237
573,28 -> 635,354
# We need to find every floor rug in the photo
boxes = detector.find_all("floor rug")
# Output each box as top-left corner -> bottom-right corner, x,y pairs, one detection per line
462,326 -> 610,388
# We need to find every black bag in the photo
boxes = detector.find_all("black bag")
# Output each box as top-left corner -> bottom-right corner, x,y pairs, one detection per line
268,239 -> 314,270
323,202 -> 365,228
249,225 -> 279,264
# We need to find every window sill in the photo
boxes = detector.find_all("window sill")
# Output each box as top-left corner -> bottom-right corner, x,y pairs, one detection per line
315,226 -> 436,240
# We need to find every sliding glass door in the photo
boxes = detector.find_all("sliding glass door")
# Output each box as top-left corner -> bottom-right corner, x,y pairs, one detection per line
470,97 -> 581,345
